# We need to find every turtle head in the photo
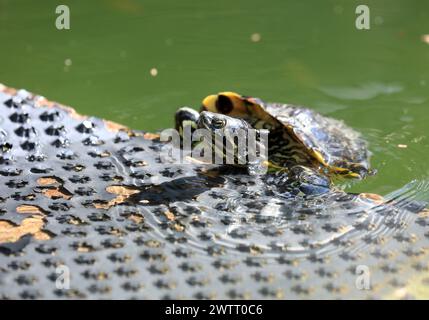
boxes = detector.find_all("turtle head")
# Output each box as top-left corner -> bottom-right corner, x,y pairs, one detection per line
197,111 -> 266,173
175,107 -> 200,134
197,111 -> 250,136
201,92 -> 258,117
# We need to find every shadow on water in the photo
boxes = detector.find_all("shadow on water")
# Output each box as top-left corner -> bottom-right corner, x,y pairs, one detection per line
129,173 -> 226,205
127,165 -> 253,205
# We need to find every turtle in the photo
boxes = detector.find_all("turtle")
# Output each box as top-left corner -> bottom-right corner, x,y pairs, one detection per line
1,84 -> 429,300
195,92 -> 372,179
174,93 -> 368,194
194,110 -> 332,196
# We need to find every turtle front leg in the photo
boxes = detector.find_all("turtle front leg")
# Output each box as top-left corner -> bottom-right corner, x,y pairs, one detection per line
175,107 -> 200,135
175,107 -> 201,151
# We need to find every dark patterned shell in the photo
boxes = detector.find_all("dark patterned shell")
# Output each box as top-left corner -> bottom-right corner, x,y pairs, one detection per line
259,101 -> 370,175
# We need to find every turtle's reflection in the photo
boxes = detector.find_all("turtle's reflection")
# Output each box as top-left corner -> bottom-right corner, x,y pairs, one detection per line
130,173 -> 226,205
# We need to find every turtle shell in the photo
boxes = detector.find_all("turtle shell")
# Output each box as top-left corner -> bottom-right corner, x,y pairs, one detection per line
248,97 -> 371,177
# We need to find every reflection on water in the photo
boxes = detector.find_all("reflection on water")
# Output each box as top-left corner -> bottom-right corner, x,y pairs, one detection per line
319,82 -> 403,101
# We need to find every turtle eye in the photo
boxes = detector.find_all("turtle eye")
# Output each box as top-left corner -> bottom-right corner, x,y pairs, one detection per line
212,117 -> 226,129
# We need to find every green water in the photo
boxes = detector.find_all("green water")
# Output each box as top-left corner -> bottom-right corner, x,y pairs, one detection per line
1,0 -> 428,194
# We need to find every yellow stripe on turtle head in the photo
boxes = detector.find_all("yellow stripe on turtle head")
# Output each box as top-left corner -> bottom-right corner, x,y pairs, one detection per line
201,92 -> 250,117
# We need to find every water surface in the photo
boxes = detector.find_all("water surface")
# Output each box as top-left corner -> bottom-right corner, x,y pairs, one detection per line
1,0 -> 428,194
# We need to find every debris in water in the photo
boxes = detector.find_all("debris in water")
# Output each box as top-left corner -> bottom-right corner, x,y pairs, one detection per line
422,34 -> 429,44
251,33 -> 261,42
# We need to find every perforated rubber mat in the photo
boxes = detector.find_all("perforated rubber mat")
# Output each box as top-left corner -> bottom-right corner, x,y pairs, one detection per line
0,84 -> 429,299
